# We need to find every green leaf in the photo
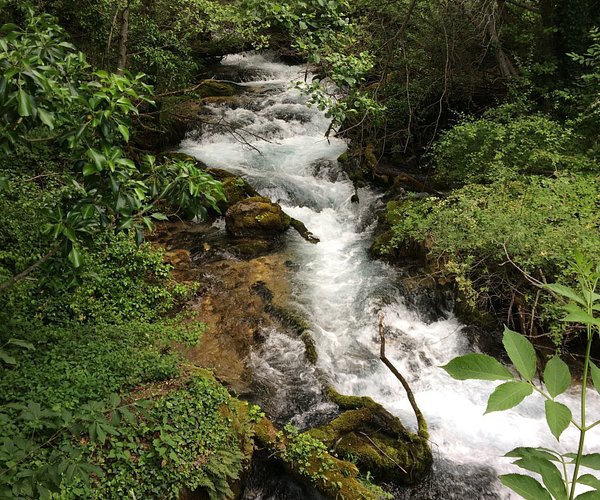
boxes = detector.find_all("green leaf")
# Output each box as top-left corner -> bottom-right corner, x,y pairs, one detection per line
545,400 -> 571,440
562,306 -> 600,327
441,353 -> 514,381
485,381 -> 532,413
578,474 -> 600,490
513,457 -> 567,500
82,163 -> 98,176
37,108 -> 54,129
118,123 -> 129,142
17,88 -> 33,117
579,454 -> 600,470
544,356 -> 571,398
544,283 -> 586,306
68,246 -> 82,268
503,327 -> 537,381
590,362 -> 600,395
150,212 -> 168,221
500,474 -> 552,500
0,350 -> 17,365
7,339 -> 34,350
575,492 -> 600,499
87,148 -> 105,170
505,447 -> 561,462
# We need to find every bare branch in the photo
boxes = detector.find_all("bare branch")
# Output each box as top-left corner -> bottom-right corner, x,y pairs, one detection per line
378,314 -> 428,439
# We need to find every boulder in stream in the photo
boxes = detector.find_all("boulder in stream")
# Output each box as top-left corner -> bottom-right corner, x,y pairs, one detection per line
226,196 -> 291,239
308,389 -> 433,485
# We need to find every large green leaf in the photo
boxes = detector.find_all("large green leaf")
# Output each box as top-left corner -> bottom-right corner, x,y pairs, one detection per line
590,362 -> 600,396
0,350 -> 17,365
118,123 -> 130,142
500,474 -> 552,500
578,454 -> 600,470
545,400 -> 571,440
37,108 -> 55,129
441,353 -> 514,381
68,246 -> 82,268
578,474 -> 600,490
513,457 -> 567,500
503,327 -> 537,381
485,381 -> 532,413
575,492 -> 600,499
17,88 -> 33,117
544,356 -> 571,398
544,283 -> 586,306
561,304 -> 600,327
506,447 -> 561,462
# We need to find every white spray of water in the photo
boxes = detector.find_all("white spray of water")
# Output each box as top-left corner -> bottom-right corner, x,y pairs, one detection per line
181,52 -> 600,497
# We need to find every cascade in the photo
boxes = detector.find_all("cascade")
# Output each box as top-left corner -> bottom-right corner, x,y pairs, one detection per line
180,52 -> 600,499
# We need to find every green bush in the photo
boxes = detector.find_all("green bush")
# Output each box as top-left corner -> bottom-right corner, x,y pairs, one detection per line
0,318 -> 204,410
388,173 -> 600,343
432,111 -> 595,187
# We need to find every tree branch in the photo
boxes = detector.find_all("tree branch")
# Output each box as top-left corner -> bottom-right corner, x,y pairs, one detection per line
379,314 -> 428,439
0,245 -> 59,295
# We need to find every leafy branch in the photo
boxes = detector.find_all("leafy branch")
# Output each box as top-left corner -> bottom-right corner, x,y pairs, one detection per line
442,252 -> 600,499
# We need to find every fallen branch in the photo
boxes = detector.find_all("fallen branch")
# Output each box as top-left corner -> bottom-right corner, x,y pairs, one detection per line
379,314 -> 428,439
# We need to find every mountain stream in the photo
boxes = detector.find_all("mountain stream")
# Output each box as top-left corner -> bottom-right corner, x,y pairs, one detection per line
180,53 -> 600,499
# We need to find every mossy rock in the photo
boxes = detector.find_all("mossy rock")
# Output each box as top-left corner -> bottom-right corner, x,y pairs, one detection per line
197,80 -> 241,98
310,389 -> 433,485
226,197 -> 291,239
369,230 -> 394,258
222,176 -> 248,206
229,238 -> 273,259
253,417 -> 388,499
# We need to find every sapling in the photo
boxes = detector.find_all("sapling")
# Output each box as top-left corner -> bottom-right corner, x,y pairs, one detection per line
442,253 -> 600,500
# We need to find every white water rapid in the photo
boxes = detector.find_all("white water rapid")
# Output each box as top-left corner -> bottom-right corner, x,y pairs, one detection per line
181,53 -> 600,499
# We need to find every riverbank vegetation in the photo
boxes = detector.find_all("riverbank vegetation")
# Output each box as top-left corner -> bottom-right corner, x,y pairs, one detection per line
1,0 -> 599,497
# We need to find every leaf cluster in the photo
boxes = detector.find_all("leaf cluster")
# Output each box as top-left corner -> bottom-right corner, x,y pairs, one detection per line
443,259 -> 600,499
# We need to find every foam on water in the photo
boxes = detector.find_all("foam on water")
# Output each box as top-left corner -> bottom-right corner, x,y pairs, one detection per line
181,53 -> 600,498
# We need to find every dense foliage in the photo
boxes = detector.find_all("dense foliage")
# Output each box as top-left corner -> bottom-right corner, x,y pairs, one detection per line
2,0 -> 600,497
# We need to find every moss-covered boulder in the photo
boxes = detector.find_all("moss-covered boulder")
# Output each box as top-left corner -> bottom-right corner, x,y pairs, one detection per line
308,390 -> 433,485
253,417 -> 389,499
226,197 -> 291,239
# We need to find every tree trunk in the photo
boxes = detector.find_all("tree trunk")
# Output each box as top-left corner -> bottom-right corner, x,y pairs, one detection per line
117,0 -> 130,72
488,0 -> 519,79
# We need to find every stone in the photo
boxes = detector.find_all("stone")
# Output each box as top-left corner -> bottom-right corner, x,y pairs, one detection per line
225,197 -> 291,239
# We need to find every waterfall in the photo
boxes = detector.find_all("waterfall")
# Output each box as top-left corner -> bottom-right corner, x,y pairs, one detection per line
180,52 -> 600,498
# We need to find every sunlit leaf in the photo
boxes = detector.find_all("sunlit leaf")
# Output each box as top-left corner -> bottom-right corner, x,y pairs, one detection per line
485,381 -> 532,413
118,123 -> 129,142
544,356 -> 571,397
17,88 -> 33,117
500,474 -> 552,500
68,246 -> 82,268
544,283 -> 586,306
545,400 -> 571,440
37,108 -> 54,129
503,327 -> 537,381
441,353 -> 514,381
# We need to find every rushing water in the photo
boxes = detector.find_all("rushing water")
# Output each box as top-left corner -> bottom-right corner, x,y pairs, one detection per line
181,52 -> 600,498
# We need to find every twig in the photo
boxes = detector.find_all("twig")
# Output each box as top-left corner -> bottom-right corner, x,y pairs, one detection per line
358,431 -> 407,474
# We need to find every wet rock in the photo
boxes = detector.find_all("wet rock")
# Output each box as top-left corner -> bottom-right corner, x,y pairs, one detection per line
309,389 -> 433,485
226,196 -> 291,239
